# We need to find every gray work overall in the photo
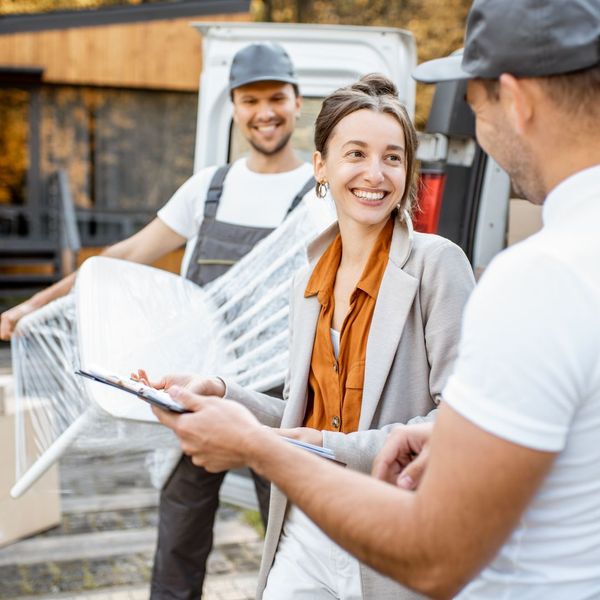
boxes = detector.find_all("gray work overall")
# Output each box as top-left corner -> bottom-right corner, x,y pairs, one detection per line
151,164 -> 314,600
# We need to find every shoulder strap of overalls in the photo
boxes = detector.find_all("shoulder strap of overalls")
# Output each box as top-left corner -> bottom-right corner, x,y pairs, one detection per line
203,163 -> 233,219
286,176 -> 316,216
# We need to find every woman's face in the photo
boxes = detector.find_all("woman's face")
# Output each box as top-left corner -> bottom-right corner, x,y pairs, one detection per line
313,109 -> 407,229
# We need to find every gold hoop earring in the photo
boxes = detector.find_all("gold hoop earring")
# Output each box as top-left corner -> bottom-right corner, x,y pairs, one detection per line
316,181 -> 329,199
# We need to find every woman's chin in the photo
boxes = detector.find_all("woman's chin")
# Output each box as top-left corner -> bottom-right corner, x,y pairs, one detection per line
354,207 -> 394,227
335,202 -> 396,229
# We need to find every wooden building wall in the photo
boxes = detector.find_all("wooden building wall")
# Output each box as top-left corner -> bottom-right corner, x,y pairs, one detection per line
0,7 -> 249,278
0,11 -> 249,91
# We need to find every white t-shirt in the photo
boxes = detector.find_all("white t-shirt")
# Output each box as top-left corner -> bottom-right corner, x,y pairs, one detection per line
158,158 -> 326,274
330,329 -> 340,360
444,165 -> 600,599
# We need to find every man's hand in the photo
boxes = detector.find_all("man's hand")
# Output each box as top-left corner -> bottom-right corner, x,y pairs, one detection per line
152,386 -> 265,472
276,427 -> 323,447
372,423 -> 433,490
0,301 -> 35,340
132,369 -> 225,398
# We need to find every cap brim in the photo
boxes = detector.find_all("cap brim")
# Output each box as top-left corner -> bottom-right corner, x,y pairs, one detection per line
230,75 -> 298,92
412,55 -> 471,83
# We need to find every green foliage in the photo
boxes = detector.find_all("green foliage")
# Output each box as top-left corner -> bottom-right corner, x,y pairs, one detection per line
243,509 -> 265,537
0,0 -> 145,15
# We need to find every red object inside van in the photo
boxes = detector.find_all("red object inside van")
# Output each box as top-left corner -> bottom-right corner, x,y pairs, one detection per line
413,172 -> 446,233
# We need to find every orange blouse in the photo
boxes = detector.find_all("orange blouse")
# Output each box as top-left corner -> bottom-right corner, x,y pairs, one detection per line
303,217 -> 394,433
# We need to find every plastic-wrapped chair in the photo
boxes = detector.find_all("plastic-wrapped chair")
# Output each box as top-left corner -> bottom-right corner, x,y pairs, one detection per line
11,201 -> 331,497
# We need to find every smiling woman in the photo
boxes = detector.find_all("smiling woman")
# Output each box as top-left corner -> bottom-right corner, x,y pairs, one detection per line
314,109 -> 408,230
314,74 -> 418,219
150,74 -> 476,599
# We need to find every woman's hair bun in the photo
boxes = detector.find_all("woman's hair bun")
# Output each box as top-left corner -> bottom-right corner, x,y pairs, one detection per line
352,73 -> 398,98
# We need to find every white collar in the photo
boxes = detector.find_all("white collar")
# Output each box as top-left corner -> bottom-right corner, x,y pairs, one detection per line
542,165 -> 600,229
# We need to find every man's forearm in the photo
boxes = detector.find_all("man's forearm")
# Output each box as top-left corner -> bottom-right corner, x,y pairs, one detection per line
29,239 -> 120,311
0,271 -> 77,339
245,429 -> 456,598
159,392 -> 549,599
242,403 -> 554,600
29,272 -> 77,309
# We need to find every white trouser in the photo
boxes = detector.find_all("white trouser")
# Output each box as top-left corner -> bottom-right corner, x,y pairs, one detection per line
262,505 -> 363,599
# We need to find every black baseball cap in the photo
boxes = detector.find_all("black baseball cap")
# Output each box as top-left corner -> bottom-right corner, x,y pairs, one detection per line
413,0 -> 600,83
229,42 -> 298,93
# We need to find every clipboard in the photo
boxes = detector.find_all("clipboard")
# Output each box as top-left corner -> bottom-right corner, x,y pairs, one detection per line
76,366 -> 190,414
282,437 -> 346,466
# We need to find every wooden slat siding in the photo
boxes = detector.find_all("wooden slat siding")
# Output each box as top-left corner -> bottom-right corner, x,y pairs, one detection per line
0,12 -> 249,91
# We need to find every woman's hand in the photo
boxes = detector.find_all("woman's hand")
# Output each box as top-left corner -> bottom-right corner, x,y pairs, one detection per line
152,386 -> 265,472
276,427 -> 323,447
131,369 -> 225,398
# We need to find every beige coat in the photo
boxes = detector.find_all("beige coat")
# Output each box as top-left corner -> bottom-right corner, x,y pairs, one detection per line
224,217 -> 475,599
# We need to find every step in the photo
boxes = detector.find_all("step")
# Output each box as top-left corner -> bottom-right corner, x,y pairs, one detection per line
0,509 -> 260,567
0,274 -> 58,285
0,257 -> 58,267
0,528 -> 158,567
61,491 -> 159,514
7,571 -> 259,600
0,239 -> 58,252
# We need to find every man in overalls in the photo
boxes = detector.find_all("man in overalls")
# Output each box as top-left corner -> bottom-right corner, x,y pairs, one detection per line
1,42 -> 316,598
150,43 -> 316,599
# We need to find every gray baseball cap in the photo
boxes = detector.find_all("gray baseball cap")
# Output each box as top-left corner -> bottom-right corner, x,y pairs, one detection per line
229,42 -> 298,93
413,0 -> 600,83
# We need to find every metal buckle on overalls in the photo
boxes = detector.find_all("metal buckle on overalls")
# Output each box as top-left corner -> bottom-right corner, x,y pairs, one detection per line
195,259 -> 237,266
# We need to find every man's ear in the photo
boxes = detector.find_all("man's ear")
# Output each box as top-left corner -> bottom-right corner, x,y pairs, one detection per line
231,91 -> 240,126
499,74 -> 534,136
295,94 -> 303,119
313,150 -> 326,182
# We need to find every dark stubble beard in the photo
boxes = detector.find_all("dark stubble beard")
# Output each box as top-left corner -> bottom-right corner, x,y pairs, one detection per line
487,115 -> 547,205
249,131 -> 294,157
502,137 -> 547,205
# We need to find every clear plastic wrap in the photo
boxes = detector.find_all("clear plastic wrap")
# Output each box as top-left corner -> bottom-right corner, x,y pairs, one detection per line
10,201 -> 331,496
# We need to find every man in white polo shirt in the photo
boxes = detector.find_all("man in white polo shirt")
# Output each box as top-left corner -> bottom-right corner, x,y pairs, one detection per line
150,0 -> 600,598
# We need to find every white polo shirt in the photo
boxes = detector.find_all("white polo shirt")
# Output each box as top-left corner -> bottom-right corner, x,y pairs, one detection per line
444,165 -> 600,598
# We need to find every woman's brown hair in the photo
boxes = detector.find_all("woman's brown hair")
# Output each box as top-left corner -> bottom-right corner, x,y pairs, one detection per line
314,74 -> 419,218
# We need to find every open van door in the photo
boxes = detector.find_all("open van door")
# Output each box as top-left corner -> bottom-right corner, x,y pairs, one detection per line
417,79 -> 512,276
192,23 -> 513,279
192,22 -> 416,170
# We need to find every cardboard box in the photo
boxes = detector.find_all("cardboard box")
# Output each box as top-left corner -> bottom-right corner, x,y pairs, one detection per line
0,378 -> 61,548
